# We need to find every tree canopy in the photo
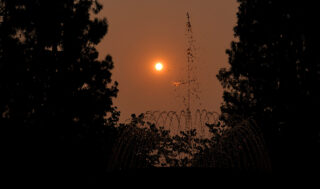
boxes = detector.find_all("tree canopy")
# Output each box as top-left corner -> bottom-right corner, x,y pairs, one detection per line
217,0 -> 320,173
0,0 -> 118,183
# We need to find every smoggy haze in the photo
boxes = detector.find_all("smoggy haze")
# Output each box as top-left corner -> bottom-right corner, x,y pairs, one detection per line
96,0 -> 238,121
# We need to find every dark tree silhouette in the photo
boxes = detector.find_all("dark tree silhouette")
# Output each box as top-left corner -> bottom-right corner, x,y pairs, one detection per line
0,0 -> 118,183
217,0 -> 320,174
108,114 -> 214,170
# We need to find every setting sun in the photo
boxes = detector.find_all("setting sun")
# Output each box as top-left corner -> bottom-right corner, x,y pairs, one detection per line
155,62 -> 164,71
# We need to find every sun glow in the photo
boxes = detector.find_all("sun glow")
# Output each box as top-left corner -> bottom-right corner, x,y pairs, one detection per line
155,62 -> 164,71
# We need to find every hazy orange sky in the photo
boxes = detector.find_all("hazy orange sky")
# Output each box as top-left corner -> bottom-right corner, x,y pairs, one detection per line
97,0 -> 239,122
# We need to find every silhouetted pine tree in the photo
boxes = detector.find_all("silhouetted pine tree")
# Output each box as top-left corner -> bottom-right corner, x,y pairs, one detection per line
217,0 -> 320,173
0,0 -> 118,183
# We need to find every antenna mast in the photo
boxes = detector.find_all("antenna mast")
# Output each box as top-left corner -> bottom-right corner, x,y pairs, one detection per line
185,12 -> 194,130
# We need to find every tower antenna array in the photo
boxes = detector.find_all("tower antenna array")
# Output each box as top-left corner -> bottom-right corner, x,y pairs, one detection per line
185,12 -> 195,130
